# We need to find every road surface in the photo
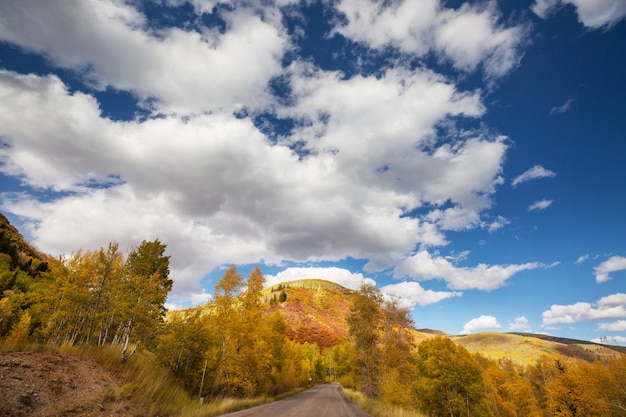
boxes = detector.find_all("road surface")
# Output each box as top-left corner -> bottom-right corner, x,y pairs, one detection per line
219,383 -> 372,417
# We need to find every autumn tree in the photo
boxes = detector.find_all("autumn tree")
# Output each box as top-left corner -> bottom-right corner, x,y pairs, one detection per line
0,259 -> 53,341
603,355 -> 626,415
3,310 -> 31,348
84,243 -> 126,345
120,239 -> 172,360
379,298 -> 417,408
38,248 -> 111,345
157,308 -> 214,392
542,359 -> 612,416
231,266 -> 272,395
33,240 -> 170,354
207,265 -> 246,395
347,282 -> 383,397
417,336 -> 489,417
480,357 -> 542,417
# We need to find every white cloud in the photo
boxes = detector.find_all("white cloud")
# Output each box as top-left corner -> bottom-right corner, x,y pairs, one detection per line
460,315 -> 501,335
334,0 -> 527,78
426,207 -> 481,231
542,293 -> 626,325
597,320 -> 626,332
393,250 -> 543,291
280,62 -> 508,225
381,281 -> 462,307
529,199 -> 554,211
2,64 -> 498,301
592,335 -> 626,345
549,97 -> 576,115
512,165 -> 557,187
532,0 -> 626,28
482,215 -> 510,232
531,0 -> 560,19
433,3 -> 527,78
509,316 -> 532,332
264,267 -> 375,291
599,293 -> 626,308
0,66 -> 516,302
0,0 -> 287,115
576,254 -> 590,264
595,256 -> 626,283
0,1 -> 534,307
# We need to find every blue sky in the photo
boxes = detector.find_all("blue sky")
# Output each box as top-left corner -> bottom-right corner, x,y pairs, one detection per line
1,0 -> 626,344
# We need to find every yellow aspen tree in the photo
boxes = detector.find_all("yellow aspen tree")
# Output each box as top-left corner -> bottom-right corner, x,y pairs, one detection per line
347,282 -> 383,398
417,336 -> 489,417
379,298 -> 416,408
120,239 -> 171,361
544,359 -> 611,417
210,265 -> 247,397
4,310 -> 31,348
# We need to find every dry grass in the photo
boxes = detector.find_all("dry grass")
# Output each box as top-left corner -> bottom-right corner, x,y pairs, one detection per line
452,332 -> 561,365
341,388 -> 426,417
82,345 -> 193,415
179,388 -> 307,417
2,343 -> 310,417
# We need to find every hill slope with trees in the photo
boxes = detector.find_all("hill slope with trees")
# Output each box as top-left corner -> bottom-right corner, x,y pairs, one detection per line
2,213 -> 626,417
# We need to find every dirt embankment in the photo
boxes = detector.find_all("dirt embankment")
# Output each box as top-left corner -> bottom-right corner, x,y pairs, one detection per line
0,351 -> 140,417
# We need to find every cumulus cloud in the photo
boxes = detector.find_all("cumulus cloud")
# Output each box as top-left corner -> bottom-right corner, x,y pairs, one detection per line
529,199 -> 554,211
460,315 -> 501,335
532,0 -> 626,28
334,0 -> 527,78
509,316 -> 532,332
393,250 -> 543,291
542,293 -> 626,325
595,256 -> 626,283
512,165 -> 557,187
0,0 -> 286,115
264,267 -> 375,290
0,0 -> 535,305
381,281 -> 462,307
597,320 -> 626,332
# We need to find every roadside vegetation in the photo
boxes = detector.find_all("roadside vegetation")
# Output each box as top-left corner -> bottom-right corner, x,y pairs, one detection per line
2,213 -> 626,416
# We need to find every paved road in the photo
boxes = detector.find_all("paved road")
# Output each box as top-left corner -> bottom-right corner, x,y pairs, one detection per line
219,384 -> 372,417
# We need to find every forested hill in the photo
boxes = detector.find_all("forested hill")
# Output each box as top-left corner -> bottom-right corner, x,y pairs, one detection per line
262,280 -> 356,349
2,213 -> 626,417
1,211 -> 624,363
186,278 -> 358,349
0,213 -> 52,275
257,278 -> 626,363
